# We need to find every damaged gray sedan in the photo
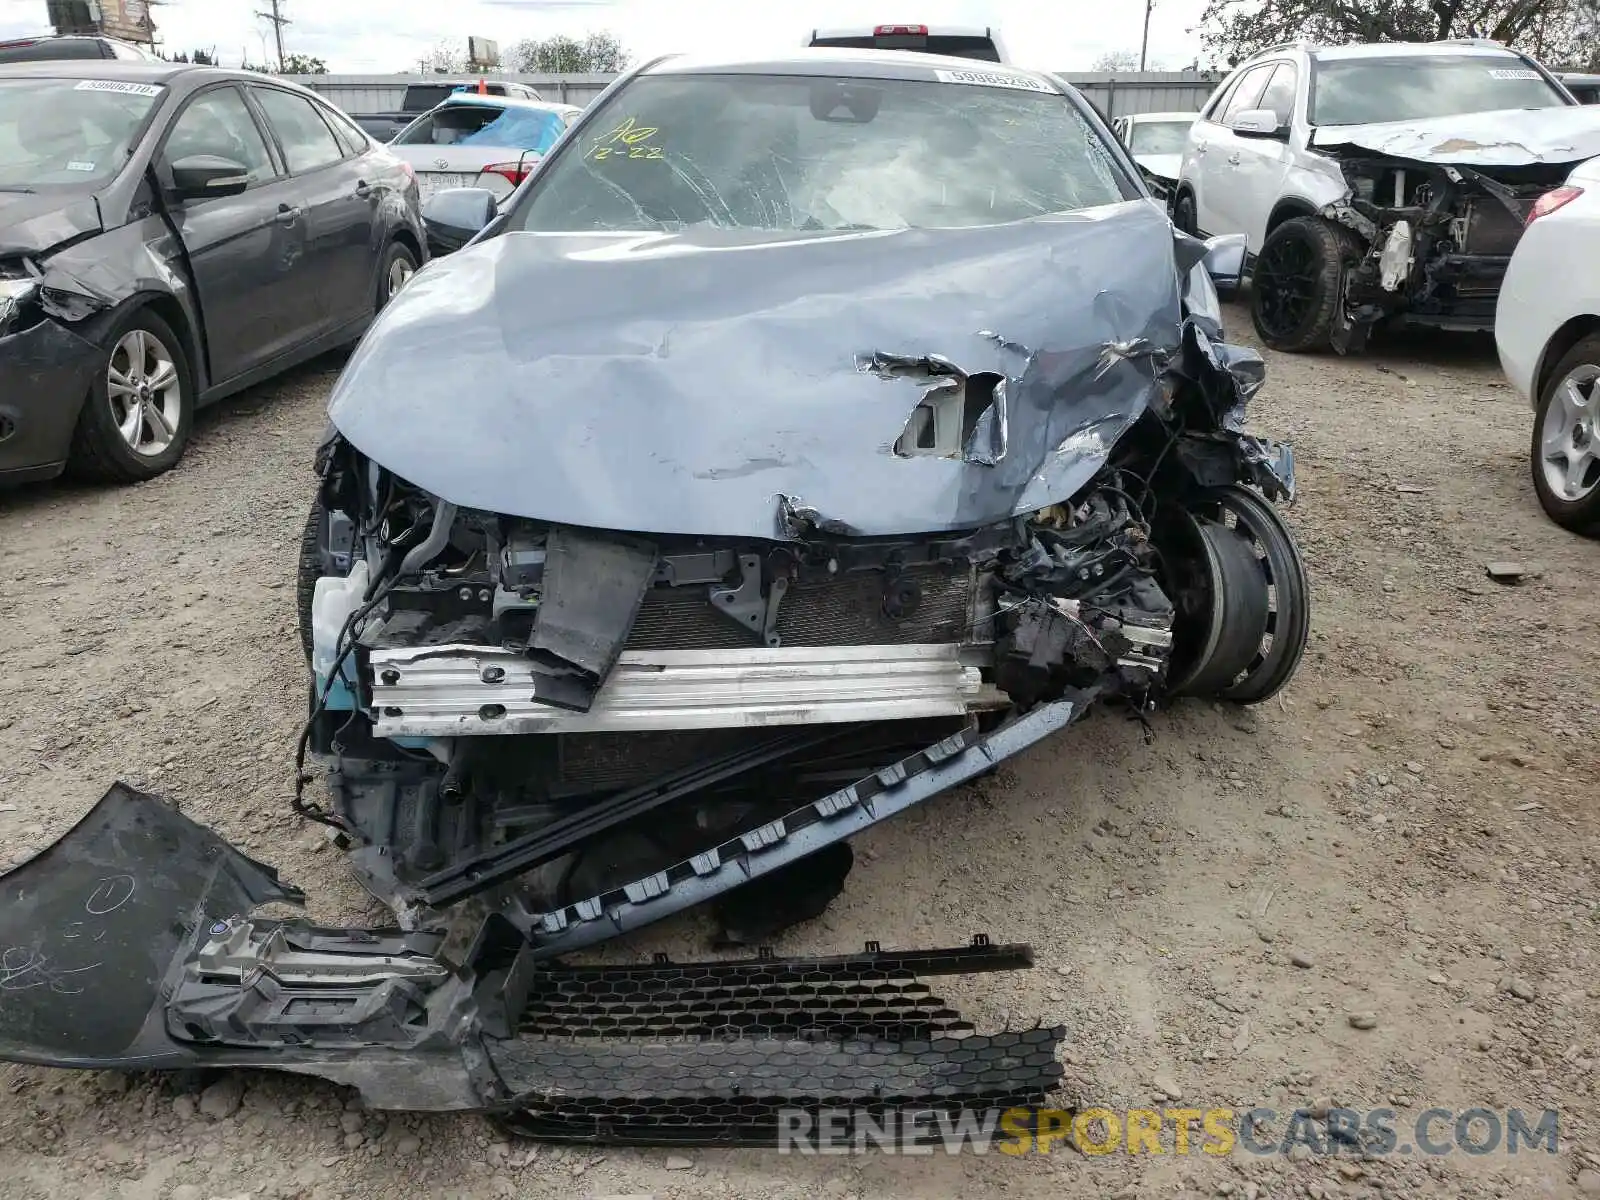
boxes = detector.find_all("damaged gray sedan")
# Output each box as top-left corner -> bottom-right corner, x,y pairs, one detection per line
0,51 -> 1309,1144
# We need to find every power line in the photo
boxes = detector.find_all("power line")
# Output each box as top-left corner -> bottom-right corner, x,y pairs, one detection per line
256,0 -> 291,69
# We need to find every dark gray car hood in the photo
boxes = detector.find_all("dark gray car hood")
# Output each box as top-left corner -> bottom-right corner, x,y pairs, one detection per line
0,190 -> 102,259
328,200 -> 1187,539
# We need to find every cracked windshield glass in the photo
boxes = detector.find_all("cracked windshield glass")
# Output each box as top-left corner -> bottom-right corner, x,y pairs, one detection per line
514,73 -> 1128,232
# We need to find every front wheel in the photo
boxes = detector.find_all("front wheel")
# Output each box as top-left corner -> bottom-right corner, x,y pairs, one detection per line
67,309 -> 194,483
378,241 -> 418,311
1530,334 -> 1600,536
1250,216 -> 1359,353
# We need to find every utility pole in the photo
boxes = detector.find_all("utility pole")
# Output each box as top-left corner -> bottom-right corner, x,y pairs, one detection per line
1140,0 -> 1155,71
256,0 -> 291,70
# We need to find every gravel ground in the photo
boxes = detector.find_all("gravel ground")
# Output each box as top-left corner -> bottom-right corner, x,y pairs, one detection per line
1,303 -> 1598,1200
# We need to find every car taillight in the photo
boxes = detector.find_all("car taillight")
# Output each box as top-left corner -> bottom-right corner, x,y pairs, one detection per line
874,24 -> 929,35
482,160 -> 537,186
1527,185 -> 1583,225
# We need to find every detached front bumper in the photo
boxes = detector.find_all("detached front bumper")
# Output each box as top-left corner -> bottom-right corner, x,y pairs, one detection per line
0,701 -> 1085,1131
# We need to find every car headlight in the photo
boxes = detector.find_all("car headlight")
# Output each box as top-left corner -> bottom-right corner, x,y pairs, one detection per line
0,275 -> 40,337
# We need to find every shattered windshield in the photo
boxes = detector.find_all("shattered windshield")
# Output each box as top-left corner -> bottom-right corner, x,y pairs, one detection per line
0,78 -> 162,188
1309,55 -> 1568,125
511,72 -> 1130,232
395,103 -> 566,151
1128,120 -> 1192,154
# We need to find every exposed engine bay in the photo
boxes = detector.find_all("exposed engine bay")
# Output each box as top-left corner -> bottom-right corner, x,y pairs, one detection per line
1320,151 -> 1571,352
0,204 -> 1308,1140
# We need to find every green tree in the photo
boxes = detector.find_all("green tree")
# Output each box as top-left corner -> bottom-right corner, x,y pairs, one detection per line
156,47 -> 218,65
510,31 -> 629,73
1199,0 -> 1600,69
279,52 -> 327,74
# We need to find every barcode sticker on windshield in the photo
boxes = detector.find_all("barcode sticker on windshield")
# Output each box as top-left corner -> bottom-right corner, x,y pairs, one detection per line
1488,69 -> 1541,80
935,68 -> 1052,93
74,80 -> 162,97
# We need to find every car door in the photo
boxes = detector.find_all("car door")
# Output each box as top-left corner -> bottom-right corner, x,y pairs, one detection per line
247,84 -> 376,337
1215,61 -> 1300,251
1192,62 -> 1274,236
157,82 -> 315,383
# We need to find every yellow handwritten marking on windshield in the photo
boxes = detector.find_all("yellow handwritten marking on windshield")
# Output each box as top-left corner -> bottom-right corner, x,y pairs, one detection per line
587,115 -> 665,160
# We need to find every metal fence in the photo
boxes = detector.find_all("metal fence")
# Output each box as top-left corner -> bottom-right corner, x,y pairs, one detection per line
1060,72 -> 1224,119
293,73 -> 617,113
289,70 -> 1221,119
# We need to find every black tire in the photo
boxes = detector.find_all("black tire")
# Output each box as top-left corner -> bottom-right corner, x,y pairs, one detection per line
1530,332 -> 1600,536
296,496 -> 325,665
1173,190 -> 1198,236
377,241 -> 418,312
67,307 -> 194,483
1250,216 -> 1360,353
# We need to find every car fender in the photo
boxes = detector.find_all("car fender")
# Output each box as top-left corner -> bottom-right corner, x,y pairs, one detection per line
31,219 -> 206,390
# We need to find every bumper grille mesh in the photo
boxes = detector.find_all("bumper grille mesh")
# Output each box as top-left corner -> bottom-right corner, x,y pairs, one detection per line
487,942 -> 1064,1143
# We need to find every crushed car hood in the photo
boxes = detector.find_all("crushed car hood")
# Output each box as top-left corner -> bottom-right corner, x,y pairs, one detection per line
1133,153 -> 1182,182
328,201 -> 1186,539
1310,105 -> 1600,166
0,191 -> 102,259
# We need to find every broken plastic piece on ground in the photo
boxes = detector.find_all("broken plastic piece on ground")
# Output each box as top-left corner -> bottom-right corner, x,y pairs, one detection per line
0,742 -> 1072,1129
1485,561 -> 1544,583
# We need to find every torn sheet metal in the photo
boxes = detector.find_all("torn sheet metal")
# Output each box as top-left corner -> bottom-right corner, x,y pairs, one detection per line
1310,106 -> 1600,167
327,201 -> 1188,539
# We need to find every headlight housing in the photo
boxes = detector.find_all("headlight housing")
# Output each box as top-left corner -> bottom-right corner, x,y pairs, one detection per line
0,270 -> 41,337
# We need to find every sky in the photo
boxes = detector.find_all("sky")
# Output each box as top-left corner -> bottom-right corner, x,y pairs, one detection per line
0,0 -> 1210,74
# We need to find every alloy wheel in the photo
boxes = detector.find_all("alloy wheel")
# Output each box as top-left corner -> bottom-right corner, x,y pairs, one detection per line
1540,364 -> 1599,502
1253,230 -> 1319,341
106,328 -> 181,458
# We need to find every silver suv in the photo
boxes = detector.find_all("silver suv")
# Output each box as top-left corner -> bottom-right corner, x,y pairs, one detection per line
1172,40 -> 1598,353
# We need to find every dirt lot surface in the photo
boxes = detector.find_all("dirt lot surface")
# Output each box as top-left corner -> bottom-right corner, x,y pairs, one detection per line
2,302 -> 1598,1200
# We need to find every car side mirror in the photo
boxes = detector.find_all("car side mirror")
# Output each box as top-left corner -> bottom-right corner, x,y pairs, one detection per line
1201,233 -> 1247,298
422,187 -> 497,255
169,154 -> 250,200
1230,108 -> 1287,139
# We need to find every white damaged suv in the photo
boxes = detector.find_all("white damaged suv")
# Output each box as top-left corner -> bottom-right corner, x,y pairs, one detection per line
1172,39 -> 1600,353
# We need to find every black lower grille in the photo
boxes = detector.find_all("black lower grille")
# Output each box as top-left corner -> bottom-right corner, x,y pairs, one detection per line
625,564 -> 977,650
487,941 -> 1064,1144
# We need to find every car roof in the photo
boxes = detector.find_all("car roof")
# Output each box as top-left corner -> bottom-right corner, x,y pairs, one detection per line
430,92 -> 573,115
1559,71 -> 1600,85
809,24 -> 997,37
1306,41 -> 1525,62
642,47 -> 1060,90
0,57 -> 190,81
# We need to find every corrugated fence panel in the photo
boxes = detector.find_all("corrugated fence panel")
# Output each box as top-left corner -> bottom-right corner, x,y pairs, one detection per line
1058,72 -> 1224,119
285,70 -> 1221,120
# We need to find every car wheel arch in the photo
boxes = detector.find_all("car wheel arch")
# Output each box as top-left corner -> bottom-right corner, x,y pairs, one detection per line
390,228 -> 422,267
1265,198 -> 1319,238
1536,315 -> 1600,402
78,290 -> 204,397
